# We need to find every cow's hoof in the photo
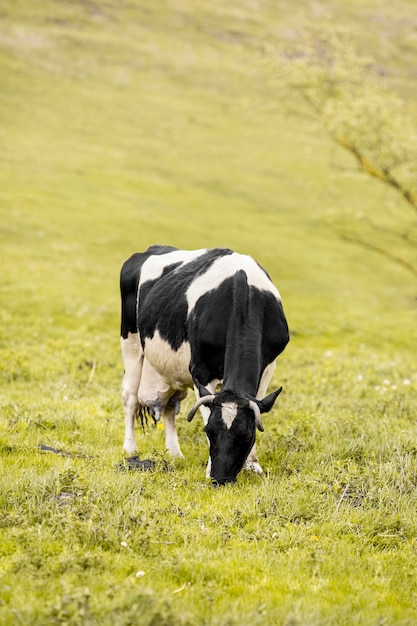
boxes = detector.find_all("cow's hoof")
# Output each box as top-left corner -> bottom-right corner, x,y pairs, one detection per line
245,461 -> 263,474
123,442 -> 137,455
167,449 -> 184,459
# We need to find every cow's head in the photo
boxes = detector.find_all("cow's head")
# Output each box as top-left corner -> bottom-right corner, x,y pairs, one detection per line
187,384 -> 282,485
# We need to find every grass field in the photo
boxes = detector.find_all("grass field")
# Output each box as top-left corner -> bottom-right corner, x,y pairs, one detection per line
1,1 -> 417,624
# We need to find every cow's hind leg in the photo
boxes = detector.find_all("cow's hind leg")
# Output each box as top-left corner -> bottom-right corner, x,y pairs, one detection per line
245,361 -> 276,475
121,333 -> 144,454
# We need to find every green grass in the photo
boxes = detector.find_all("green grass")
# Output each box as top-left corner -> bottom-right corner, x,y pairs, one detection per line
1,1 -> 417,624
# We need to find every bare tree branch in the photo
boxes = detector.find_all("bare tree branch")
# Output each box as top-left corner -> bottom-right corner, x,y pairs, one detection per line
359,215 -> 417,249
402,221 -> 417,241
339,232 -> 417,280
337,137 -> 417,215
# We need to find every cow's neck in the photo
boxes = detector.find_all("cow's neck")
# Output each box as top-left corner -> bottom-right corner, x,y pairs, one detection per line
223,342 -> 261,397
222,271 -> 261,397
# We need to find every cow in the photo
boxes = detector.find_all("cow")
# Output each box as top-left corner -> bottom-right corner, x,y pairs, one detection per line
120,245 -> 289,485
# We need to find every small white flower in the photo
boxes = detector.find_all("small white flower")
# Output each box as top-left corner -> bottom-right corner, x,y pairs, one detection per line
120,541 -> 128,548
135,571 -> 146,578
357,374 -> 364,382
403,379 -> 411,386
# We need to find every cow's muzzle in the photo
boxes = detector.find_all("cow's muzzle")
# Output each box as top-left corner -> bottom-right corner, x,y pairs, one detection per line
210,476 -> 237,487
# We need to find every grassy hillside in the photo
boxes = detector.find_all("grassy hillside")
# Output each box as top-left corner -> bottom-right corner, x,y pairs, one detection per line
1,1 -> 416,625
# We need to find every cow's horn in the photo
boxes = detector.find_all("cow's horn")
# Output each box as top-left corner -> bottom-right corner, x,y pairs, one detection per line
187,395 -> 215,422
248,400 -> 264,432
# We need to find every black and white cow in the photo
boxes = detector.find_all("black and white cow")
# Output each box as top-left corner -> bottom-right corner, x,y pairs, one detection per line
120,245 -> 289,484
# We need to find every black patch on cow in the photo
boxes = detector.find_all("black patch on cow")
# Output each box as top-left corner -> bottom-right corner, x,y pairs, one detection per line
138,261 -> 185,348
120,245 -> 178,339
137,248 -> 234,351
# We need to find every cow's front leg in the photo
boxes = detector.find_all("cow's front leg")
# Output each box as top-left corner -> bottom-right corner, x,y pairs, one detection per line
245,443 -> 263,474
244,362 -> 275,474
163,404 -> 184,458
206,456 -> 212,479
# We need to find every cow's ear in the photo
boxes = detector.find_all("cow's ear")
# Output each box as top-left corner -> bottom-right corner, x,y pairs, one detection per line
257,387 -> 283,414
194,380 -> 212,398
248,387 -> 283,431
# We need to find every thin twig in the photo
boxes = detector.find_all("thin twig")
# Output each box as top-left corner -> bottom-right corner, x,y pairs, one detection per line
336,483 -> 350,512
335,137 -> 417,216
357,215 -> 417,249
86,360 -> 97,386
340,233 -> 417,279
172,582 -> 191,594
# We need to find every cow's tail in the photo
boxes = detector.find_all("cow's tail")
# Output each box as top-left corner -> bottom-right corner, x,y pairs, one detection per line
136,405 -> 157,430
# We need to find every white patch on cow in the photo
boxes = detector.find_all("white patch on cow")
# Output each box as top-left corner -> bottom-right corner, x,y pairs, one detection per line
221,402 -> 238,429
143,330 -> 192,390
140,248 -> 208,285
137,357 -> 171,409
186,252 -> 281,315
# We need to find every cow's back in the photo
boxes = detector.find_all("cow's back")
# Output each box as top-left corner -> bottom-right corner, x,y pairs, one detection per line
121,245 -> 288,391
